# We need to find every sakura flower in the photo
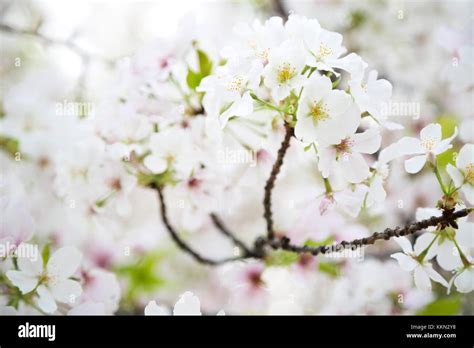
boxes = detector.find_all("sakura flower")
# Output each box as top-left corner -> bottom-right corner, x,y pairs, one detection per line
448,264 -> 474,294
143,128 -> 196,177
223,16 -> 286,68
262,40 -> 307,101
198,63 -> 258,127
382,123 -> 458,173
415,208 -> 470,271
348,70 -> 399,129
295,74 -> 360,145
6,246 -> 83,313
391,236 -> 448,292
447,144 -> 474,204
145,292 -> 224,315
318,128 -> 381,184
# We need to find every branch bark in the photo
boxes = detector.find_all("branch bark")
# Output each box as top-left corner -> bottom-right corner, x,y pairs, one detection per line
263,123 -> 294,240
155,185 -> 243,265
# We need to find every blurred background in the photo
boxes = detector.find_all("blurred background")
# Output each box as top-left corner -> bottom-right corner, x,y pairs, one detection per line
0,0 -> 472,315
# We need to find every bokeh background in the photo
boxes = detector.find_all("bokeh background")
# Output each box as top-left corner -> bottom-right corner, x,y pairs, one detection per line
1,0 -> 473,315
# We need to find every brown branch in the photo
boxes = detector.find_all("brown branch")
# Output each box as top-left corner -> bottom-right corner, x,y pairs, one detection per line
263,123 -> 294,240
265,208 -> 472,255
210,213 -> 255,257
155,185 -> 244,266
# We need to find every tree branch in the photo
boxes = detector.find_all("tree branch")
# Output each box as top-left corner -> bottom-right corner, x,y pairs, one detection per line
210,213 -> 255,257
265,208 -> 472,255
155,185 -> 244,266
263,123 -> 294,240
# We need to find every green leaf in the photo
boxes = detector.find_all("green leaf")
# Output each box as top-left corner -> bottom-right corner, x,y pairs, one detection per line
305,236 -> 334,247
137,169 -> 178,188
197,49 -> 212,77
0,135 -> 20,157
42,244 -> 50,268
416,296 -> 461,315
436,114 -> 458,169
186,68 -> 202,90
318,262 -> 340,277
265,250 -> 299,266
115,252 -> 165,300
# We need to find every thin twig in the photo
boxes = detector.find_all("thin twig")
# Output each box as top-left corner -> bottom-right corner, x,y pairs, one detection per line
210,213 -> 254,257
155,185 -> 244,266
263,123 -> 294,240
266,208 -> 472,256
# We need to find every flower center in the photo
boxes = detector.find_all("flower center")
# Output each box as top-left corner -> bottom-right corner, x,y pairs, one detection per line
227,76 -> 244,93
277,62 -> 297,83
319,43 -> 332,58
421,137 -> 436,151
464,163 -> 474,185
335,137 -> 354,157
308,100 -> 329,124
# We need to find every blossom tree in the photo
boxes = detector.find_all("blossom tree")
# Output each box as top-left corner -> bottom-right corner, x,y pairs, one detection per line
0,1 -> 472,315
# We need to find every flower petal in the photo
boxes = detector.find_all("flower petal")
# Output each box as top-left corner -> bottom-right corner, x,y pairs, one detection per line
414,233 -> 438,260
454,267 -> 474,293
6,271 -> 38,294
173,291 -> 201,315
351,128 -> 381,154
404,155 -> 427,174
424,264 -> 449,288
340,153 -> 370,183
143,155 -> 167,174
47,246 -> 82,279
145,300 -> 170,315
393,236 -> 413,254
446,164 -> 464,188
391,252 -> 418,271
414,266 -> 432,292
420,123 -> 441,143
436,240 -> 462,271
36,285 -> 57,313
50,278 -> 82,304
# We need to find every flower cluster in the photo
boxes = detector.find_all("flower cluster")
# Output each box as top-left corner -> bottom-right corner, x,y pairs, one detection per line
0,6 -> 472,316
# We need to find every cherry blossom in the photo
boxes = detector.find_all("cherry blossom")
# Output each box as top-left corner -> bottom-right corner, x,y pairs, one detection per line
391,237 -> 448,292
6,246 -> 83,313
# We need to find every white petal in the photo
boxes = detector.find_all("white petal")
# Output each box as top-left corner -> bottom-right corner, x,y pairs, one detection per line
446,164 -> 464,187
454,267 -> 474,293
217,309 -> 226,316
50,278 -> 82,303
17,254 -> 43,277
393,236 -> 413,254
414,266 -> 432,292
352,129 -> 381,154
404,155 -> 427,174
424,264 -> 449,288
437,241 -> 462,271
173,292 -> 201,315
6,271 -> 38,294
391,252 -> 418,271
396,137 -> 424,155
295,114 -> 318,143
341,153 -> 370,183
143,155 -> 167,173
456,144 -> 474,169
36,285 -> 57,313
433,127 -> 458,155
367,175 -> 386,206
420,123 -> 441,143
144,300 -> 170,315
461,184 -> 474,205
414,233 -> 438,260
47,246 -> 82,279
